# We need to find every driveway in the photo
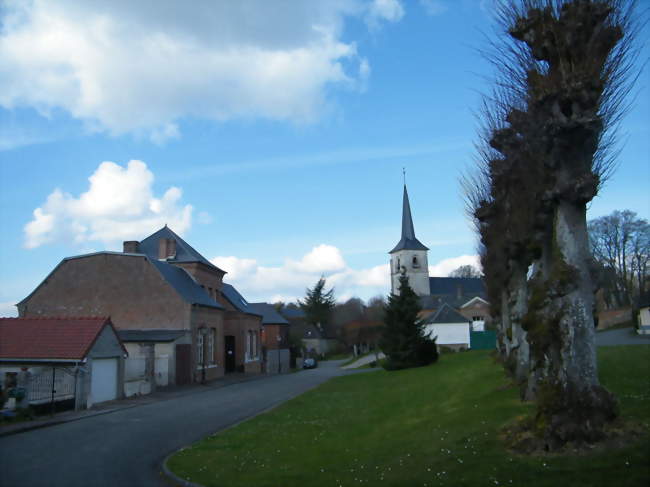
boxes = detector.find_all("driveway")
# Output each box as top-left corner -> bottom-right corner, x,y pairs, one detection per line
0,360 -> 364,487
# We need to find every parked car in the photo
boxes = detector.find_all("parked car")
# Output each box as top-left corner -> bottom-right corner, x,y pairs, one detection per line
303,358 -> 317,369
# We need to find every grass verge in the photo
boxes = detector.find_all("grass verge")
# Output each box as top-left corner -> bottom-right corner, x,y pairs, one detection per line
168,346 -> 650,487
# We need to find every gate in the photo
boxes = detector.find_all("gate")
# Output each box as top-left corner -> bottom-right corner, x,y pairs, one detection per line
28,367 -> 76,404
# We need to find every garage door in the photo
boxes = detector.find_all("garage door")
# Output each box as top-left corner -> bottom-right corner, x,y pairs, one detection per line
91,358 -> 118,403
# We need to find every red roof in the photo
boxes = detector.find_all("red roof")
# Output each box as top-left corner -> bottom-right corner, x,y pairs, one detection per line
0,317 -> 118,360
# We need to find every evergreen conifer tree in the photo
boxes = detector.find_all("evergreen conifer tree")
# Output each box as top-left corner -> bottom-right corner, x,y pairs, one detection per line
380,275 -> 438,370
299,277 -> 335,329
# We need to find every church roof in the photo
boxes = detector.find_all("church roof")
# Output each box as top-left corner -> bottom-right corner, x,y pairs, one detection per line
423,303 -> 470,325
139,226 -> 224,272
429,277 -> 485,297
389,185 -> 429,254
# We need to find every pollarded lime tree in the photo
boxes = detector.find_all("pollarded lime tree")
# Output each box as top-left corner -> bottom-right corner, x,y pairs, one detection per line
464,0 -> 640,449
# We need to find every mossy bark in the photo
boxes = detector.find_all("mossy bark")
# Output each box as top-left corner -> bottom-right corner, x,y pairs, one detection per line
524,203 -> 618,448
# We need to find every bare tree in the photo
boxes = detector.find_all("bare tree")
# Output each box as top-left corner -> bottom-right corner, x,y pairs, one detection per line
589,210 -> 650,306
448,265 -> 483,278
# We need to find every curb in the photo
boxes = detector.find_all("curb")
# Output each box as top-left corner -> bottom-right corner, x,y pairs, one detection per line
0,403 -> 142,438
0,374 -> 268,438
162,451 -> 206,487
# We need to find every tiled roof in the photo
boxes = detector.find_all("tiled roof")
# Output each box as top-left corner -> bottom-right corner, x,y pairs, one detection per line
221,284 -> 261,316
248,303 -> 289,325
423,303 -> 470,325
139,226 -> 224,271
429,277 -> 486,297
420,294 -> 481,311
149,259 -> 223,310
0,317 -> 120,360
278,306 -> 306,319
118,330 -> 186,342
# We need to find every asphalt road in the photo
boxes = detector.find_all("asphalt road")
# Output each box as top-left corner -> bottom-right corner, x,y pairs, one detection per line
596,327 -> 650,346
0,360 -> 362,487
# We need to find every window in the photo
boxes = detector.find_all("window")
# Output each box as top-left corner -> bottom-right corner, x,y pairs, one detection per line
472,316 -> 484,322
208,328 -> 215,364
197,332 -> 204,365
412,256 -> 419,268
246,331 -> 251,360
252,332 -> 258,358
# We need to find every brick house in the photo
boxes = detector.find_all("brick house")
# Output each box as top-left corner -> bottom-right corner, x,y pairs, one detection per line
248,303 -> 291,373
17,226 -> 263,386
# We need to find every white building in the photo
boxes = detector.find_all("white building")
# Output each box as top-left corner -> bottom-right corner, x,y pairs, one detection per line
422,303 -> 471,351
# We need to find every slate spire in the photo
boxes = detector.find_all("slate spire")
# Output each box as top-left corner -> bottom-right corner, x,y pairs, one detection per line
389,184 -> 429,253
402,185 -> 416,241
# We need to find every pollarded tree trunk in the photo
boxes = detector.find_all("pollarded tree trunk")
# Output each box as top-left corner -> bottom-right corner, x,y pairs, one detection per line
508,262 -> 531,394
534,201 -> 617,447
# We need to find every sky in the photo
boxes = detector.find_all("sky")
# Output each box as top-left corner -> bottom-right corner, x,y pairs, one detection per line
0,0 -> 648,316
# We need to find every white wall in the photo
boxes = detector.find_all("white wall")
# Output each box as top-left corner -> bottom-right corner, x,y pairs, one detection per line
424,323 -> 470,347
639,307 -> 650,327
390,249 -> 430,296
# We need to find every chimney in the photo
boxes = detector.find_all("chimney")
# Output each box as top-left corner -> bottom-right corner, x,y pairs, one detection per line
158,238 -> 176,260
123,241 -> 139,253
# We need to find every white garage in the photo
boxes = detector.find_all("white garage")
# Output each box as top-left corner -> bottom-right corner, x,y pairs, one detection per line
91,358 -> 118,403
423,303 -> 471,350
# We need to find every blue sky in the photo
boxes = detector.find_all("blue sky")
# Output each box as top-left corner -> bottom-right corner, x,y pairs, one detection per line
1,0 -> 648,314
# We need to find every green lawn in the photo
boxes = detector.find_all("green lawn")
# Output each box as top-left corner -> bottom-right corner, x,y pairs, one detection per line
168,346 -> 650,487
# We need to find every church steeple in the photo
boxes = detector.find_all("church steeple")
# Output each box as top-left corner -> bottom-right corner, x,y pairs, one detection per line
389,185 -> 429,254
389,183 -> 430,296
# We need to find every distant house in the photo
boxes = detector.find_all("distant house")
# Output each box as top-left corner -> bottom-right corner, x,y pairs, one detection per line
422,303 -> 471,351
248,303 -> 290,373
0,317 -> 126,409
17,226 -> 263,389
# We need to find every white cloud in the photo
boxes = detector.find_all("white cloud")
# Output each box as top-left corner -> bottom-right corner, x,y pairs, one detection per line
289,244 -> 346,273
0,0 -> 403,141
0,301 -> 19,317
419,0 -> 448,16
429,254 -> 481,277
24,160 -> 193,248
212,246 -> 479,303
368,0 -> 405,24
212,246 -> 390,303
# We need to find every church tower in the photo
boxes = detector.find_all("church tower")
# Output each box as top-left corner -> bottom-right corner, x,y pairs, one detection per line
389,185 -> 430,296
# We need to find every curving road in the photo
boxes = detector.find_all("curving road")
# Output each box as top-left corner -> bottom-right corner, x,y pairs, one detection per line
0,360 -> 362,487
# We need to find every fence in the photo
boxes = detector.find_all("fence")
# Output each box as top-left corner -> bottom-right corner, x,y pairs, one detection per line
28,367 -> 76,404
470,330 -> 496,350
